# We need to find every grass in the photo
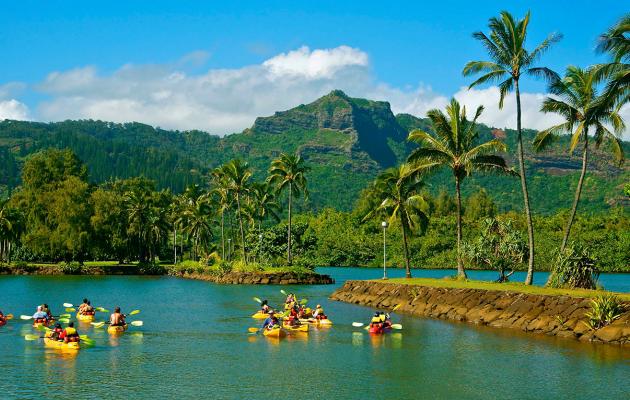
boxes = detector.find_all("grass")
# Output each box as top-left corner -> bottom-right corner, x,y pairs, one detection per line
381,277 -> 630,302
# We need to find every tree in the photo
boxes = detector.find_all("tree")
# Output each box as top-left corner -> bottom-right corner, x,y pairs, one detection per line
0,200 -> 23,262
175,187 -> 213,261
210,168 -> 232,260
465,189 -> 497,221
464,218 -> 528,282
363,163 -> 431,278
533,66 -> 625,252
247,182 -> 280,231
267,153 -> 309,265
220,159 -> 252,263
408,99 -> 513,278
463,11 -> 562,285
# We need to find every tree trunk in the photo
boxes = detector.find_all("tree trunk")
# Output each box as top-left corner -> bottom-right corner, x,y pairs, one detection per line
455,176 -> 467,279
221,212 -> 225,260
515,80 -> 536,285
287,182 -> 293,266
561,132 -> 589,251
236,192 -> 247,263
401,217 -> 412,278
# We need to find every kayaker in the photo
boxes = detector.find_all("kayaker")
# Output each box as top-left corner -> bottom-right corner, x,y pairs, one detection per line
32,306 -> 49,323
110,307 -> 126,326
313,304 -> 327,320
41,304 -> 53,319
78,298 -> 94,315
262,311 -> 278,330
50,323 -> 64,341
260,300 -> 271,314
59,322 -> 80,343
370,312 -> 384,331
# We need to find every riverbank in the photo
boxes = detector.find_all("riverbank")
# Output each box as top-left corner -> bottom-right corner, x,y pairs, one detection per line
174,270 -> 334,285
330,279 -> 630,346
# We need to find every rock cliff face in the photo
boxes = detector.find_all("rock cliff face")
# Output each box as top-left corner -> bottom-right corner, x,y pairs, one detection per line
331,280 -> 630,346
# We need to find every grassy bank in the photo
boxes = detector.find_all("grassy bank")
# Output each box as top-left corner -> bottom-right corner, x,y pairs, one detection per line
383,278 -> 630,301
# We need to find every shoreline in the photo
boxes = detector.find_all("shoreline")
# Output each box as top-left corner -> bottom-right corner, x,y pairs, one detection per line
330,279 -> 630,346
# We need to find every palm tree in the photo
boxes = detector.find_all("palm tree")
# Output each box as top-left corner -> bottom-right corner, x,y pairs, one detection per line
177,194 -> 214,260
533,66 -> 625,253
0,201 -> 23,262
407,98 -> 514,278
463,11 -> 562,285
220,160 -> 252,263
595,15 -> 629,114
248,182 -> 280,231
363,164 -> 431,278
267,153 -> 309,265
124,189 -> 151,261
210,168 -> 232,260
597,14 -> 630,63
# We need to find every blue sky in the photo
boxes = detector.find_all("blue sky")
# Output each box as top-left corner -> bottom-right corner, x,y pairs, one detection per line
0,1 -> 627,136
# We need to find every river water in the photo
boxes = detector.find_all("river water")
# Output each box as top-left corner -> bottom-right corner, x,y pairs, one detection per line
0,268 -> 628,399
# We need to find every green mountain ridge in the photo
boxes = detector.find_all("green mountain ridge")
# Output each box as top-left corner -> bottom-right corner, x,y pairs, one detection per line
0,90 -> 627,213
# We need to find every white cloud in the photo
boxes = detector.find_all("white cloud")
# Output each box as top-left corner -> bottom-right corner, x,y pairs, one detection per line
0,45 -> 624,140
0,99 -> 30,121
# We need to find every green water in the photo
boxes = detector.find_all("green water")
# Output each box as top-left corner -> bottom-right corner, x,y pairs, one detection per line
1,269 -> 629,399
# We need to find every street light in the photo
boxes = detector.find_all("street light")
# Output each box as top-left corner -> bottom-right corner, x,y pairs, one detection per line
381,221 -> 388,280
258,233 -> 263,263
227,238 -> 232,261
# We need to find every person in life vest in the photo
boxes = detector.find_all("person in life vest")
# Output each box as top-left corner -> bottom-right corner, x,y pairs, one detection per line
41,304 -> 53,319
313,304 -> 327,320
110,307 -> 126,327
262,311 -> 279,330
59,322 -> 80,343
78,299 -> 95,315
370,312 -> 385,332
32,306 -> 49,324
49,323 -> 64,341
0,310 -> 6,325
260,300 -> 270,314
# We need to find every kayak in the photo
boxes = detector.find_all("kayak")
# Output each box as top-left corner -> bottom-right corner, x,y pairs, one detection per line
44,337 -> 80,351
0,318 -> 6,327
300,318 -> 333,326
252,312 -> 269,319
107,324 -> 128,334
262,327 -> 286,338
284,323 -> 309,333
33,319 -> 53,328
368,324 -> 392,335
76,313 -> 95,322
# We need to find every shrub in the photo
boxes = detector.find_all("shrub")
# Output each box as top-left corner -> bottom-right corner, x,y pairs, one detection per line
60,261 -> 83,275
584,293 -> 626,329
138,262 -> 166,275
548,243 -> 599,289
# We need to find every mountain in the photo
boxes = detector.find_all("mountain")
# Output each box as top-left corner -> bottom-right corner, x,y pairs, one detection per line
0,90 -> 628,213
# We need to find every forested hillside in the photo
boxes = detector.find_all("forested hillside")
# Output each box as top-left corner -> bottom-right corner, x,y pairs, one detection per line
0,90 -> 627,213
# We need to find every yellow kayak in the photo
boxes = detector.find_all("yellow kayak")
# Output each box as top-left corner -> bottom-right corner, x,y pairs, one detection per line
252,312 -> 269,319
107,324 -> 128,334
300,318 -> 333,326
76,313 -> 95,322
44,337 -> 80,351
33,319 -> 53,328
262,326 -> 286,338
283,323 -> 309,333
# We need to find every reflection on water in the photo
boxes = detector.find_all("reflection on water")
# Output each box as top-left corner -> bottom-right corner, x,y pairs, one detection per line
1,271 -> 629,399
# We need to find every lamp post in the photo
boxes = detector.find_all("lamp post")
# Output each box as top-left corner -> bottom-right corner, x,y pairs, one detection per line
381,221 -> 388,280
258,233 -> 263,263
227,238 -> 232,261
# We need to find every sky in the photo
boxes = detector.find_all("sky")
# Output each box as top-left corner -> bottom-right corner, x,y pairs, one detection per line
0,1 -> 627,138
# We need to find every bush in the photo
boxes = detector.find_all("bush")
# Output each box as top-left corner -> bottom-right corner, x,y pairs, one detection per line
548,243 -> 599,289
138,261 -> 166,275
60,261 -> 83,275
584,293 -> 626,329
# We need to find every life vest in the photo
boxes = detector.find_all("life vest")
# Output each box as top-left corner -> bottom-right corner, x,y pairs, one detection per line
371,316 -> 381,324
64,327 -> 77,336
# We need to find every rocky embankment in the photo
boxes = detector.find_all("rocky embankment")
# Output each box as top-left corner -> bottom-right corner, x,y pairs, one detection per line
331,280 -> 630,346
178,271 -> 335,285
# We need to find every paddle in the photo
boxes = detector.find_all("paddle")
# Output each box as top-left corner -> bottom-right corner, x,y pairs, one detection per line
24,334 -> 42,341
65,308 -> 76,312
91,320 -> 143,328
352,322 -> 364,327
352,322 -> 402,330
247,327 -> 260,334
5,314 -> 13,320
280,289 -> 287,296
392,304 -> 402,312
253,297 -> 262,304
20,315 -> 33,320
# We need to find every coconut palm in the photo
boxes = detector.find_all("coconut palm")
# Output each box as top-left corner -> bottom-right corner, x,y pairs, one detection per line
463,11 -> 562,285
246,182 -> 280,231
210,168 -> 232,260
597,14 -> 630,63
0,200 -> 23,262
220,159 -> 252,263
363,163 -> 431,278
124,189 -> 151,261
177,194 -> 214,260
533,66 -> 625,253
267,153 -> 309,265
595,15 -> 629,113
407,98 -> 514,278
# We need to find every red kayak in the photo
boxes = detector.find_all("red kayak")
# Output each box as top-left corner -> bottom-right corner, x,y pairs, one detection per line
368,323 -> 392,334
0,318 -> 6,327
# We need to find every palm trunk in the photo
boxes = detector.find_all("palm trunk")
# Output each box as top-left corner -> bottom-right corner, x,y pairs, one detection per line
455,176 -> 467,279
287,182 -> 293,266
221,212 -> 225,260
561,131 -> 588,252
236,192 -> 246,263
401,218 -> 412,278
515,80 -> 536,285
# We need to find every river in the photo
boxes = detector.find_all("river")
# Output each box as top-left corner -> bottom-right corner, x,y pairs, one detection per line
0,268 -> 629,399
